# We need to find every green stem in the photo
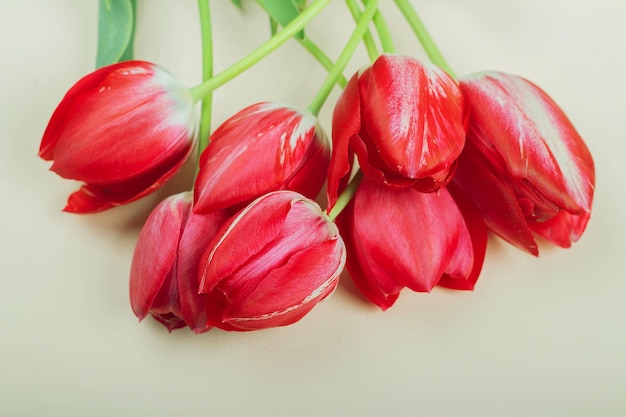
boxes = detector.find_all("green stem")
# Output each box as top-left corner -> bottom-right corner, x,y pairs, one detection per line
308,0 -> 380,116
189,0 -> 331,101
363,0 -> 395,53
328,170 -> 363,220
344,0 -> 379,61
197,0 -> 213,157
297,37 -> 348,88
393,0 -> 455,77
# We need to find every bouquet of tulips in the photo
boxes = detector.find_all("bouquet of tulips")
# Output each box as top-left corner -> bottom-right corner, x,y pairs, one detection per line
38,0 -> 595,333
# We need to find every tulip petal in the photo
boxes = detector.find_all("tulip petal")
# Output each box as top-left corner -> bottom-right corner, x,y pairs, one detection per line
64,143 -> 192,213
529,210 -> 590,248
148,275 -> 186,333
459,72 -> 595,218
438,183 -> 488,290
284,136 -> 332,202
198,191 -> 296,293
216,196 -> 336,302
176,207 -> 229,333
129,194 -> 188,321
350,127 -> 417,188
327,73 -> 361,211
345,66 -> 410,188
336,200 -> 401,310
221,239 -> 344,331
453,142 -> 539,255
40,64 -> 115,160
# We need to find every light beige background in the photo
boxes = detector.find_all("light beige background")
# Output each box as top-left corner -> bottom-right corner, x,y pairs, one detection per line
1,1 -> 625,416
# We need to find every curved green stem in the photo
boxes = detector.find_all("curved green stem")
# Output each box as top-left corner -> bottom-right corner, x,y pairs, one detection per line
344,0 -> 379,61
196,0 -> 213,157
189,0 -> 331,101
363,0 -> 395,53
297,37 -> 348,88
308,0 -> 380,116
328,170 -> 362,220
394,0 -> 455,77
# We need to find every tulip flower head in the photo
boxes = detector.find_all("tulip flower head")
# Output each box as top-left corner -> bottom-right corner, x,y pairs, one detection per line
454,71 -> 595,254
129,192 -> 228,333
337,179 -> 487,310
193,102 -> 330,214
327,54 -> 466,210
197,191 -> 346,331
40,61 -> 197,213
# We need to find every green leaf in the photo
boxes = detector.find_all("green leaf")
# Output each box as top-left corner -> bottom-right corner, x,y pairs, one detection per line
96,0 -> 136,68
230,0 -> 242,7
256,0 -> 305,40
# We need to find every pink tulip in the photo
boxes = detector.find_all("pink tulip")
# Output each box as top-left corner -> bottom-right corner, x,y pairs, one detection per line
39,61 -> 197,213
193,102 -> 330,214
129,192 -> 228,333
454,71 -> 595,254
336,179 -> 486,310
327,54 -> 466,210
197,191 -> 346,331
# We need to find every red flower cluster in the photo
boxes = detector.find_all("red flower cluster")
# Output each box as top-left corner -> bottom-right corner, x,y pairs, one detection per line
327,54 -> 594,309
126,97 -> 340,332
40,52 -> 595,330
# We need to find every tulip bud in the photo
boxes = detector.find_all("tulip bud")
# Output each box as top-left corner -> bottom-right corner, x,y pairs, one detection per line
454,71 -> 595,254
197,191 -> 346,331
40,61 -> 197,213
337,179 -> 486,310
129,192 -> 228,333
327,54 -> 466,210
193,102 -> 330,214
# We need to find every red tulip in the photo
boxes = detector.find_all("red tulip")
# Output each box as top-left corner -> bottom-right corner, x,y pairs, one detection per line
454,71 -> 595,254
193,102 -> 330,214
198,191 -> 346,331
327,54 -> 466,210
39,61 -> 197,213
129,192 -> 228,333
337,179 -> 486,310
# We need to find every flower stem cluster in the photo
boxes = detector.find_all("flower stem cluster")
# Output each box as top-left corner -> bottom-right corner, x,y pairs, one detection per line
39,0 -> 595,331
